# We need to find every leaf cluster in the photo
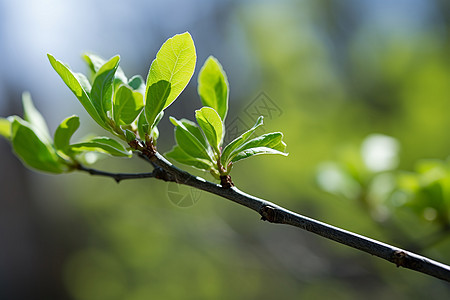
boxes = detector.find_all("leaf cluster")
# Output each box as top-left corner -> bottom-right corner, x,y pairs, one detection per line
0,93 -> 129,173
0,32 -> 287,182
167,55 -> 287,179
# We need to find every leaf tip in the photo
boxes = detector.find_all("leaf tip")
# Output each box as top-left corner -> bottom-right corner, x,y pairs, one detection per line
112,55 -> 121,64
179,31 -> 193,38
169,116 -> 178,126
47,53 -> 58,65
21,91 -> 32,104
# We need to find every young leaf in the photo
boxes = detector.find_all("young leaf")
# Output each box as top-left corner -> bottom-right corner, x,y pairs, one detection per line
165,145 -> 213,170
83,53 -> 106,74
10,118 -> 65,173
148,111 -> 164,142
146,32 -> 196,109
174,126 -> 212,161
89,137 -> 130,152
153,111 -> 164,128
232,146 -> 288,163
54,115 -> 80,154
175,118 -> 209,149
145,80 -> 171,130
195,107 -> 223,153
170,117 -> 212,161
113,85 -> 144,125
124,129 -> 136,143
0,117 -> 11,139
47,54 -> 108,130
198,56 -> 229,121
137,112 -> 149,141
221,116 -> 263,166
83,53 -> 127,84
128,75 -> 145,94
90,55 -> 120,120
230,132 -> 287,163
22,92 -> 51,143
74,72 -> 92,93
70,137 -> 131,157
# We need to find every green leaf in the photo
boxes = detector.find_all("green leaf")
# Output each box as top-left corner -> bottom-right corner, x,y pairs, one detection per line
174,126 -> 211,161
145,80 -> 171,130
83,53 -> 127,84
170,117 -> 212,161
165,145 -> 213,170
170,117 -> 209,150
83,52 -> 106,74
195,107 -> 223,153
113,85 -> 144,125
198,56 -> 229,121
128,75 -> 145,94
237,132 -> 286,153
90,137 -> 129,152
153,111 -> 164,128
54,115 -> 80,154
22,92 -> 51,143
146,32 -> 196,109
11,118 -> 65,173
47,54 -> 107,130
137,112 -> 149,141
124,129 -> 136,143
70,137 -> 131,157
230,132 -> 287,163
221,116 -> 263,166
90,55 -> 120,120
0,117 -> 11,139
74,72 -> 92,93
139,111 -> 164,142
232,146 -> 288,163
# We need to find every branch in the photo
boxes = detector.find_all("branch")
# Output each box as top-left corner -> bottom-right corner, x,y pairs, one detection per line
76,164 -> 156,183
87,141 -> 450,282
137,145 -> 450,282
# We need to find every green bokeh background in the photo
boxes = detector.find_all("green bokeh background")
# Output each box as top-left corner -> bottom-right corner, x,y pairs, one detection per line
1,0 -> 450,299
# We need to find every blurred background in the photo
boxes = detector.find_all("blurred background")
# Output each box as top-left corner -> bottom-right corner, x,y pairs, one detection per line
1,0 -> 450,299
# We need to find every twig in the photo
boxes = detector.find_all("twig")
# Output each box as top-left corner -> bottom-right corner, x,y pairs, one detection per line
76,141 -> 450,282
76,164 -> 155,183
135,149 -> 450,282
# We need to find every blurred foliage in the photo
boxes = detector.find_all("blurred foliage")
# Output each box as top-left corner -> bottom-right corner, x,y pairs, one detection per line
316,134 -> 450,251
2,0 -> 450,299
59,1 -> 450,299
